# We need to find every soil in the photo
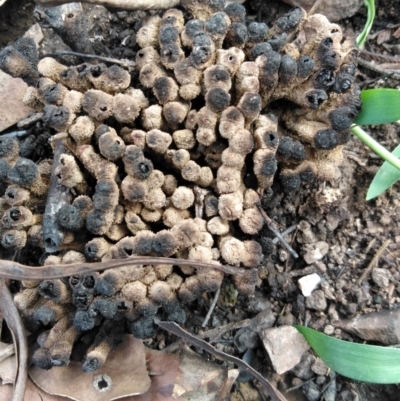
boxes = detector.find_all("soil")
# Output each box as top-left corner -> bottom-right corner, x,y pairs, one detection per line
0,0 -> 400,400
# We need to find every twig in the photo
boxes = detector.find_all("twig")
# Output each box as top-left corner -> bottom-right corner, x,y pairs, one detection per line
257,206 -> 299,259
43,51 -> 136,71
357,58 -> 400,80
197,319 -> 252,342
272,225 -> 297,245
286,377 -> 315,393
0,344 -> 15,364
357,239 -> 391,285
307,0 -> 324,16
0,131 -> 29,139
34,0 -> 180,10
42,138 -> 70,253
0,256 -> 245,280
201,287 -> 221,328
156,321 -> 288,401
0,280 -> 28,401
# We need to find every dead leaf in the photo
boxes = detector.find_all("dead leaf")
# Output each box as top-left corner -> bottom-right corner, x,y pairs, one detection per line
167,342 -> 238,401
0,70 -> 34,133
0,377 -> 67,401
30,335 -> 151,401
376,29 -> 392,45
120,348 -> 182,401
0,343 -> 16,384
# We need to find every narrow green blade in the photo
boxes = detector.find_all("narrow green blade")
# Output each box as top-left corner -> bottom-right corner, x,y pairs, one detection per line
354,89 -> 400,125
295,325 -> 400,384
366,144 -> 400,200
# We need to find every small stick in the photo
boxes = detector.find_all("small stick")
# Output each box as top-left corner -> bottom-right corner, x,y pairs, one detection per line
0,344 -> 15,364
34,0 -> 180,10
201,287 -> 221,328
43,51 -> 136,71
0,256 -> 245,281
156,321 -> 288,401
0,130 -> 29,139
0,279 -> 28,401
357,239 -> 391,285
197,318 -> 252,342
358,58 -> 400,80
42,138 -> 70,253
272,225 -> 297,244
257,206 -> 299,259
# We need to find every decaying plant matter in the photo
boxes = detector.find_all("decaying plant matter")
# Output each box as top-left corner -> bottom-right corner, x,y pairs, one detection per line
0,0 -> 360,372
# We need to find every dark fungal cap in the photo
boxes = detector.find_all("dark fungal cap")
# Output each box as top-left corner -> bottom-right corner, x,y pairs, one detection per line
305,89 -> 328,109
314,69 -> 335,90
56,204 -> 83,231
206,87 -> 230,112
274,7 -> 304,33
314,129 -> 338,150
7,158 -> 38,186
224,3 -> 246,23
297,56 -> 314,79
249,42 -> 272,61
248,22 -> 268,42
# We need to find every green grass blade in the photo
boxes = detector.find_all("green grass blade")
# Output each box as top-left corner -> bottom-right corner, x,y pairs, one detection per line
295,325 -> 400,384
366,144 -> 400,200
355,89 -> 400,125
356,0 -> 376,48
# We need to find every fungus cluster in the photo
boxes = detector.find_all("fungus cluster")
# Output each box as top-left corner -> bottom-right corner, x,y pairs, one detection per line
0,0 -> 360,372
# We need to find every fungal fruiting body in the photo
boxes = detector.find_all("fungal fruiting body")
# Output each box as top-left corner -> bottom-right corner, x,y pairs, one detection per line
0,1 -> 360,372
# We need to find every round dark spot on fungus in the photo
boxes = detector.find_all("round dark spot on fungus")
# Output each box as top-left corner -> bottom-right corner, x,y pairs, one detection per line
248,42 -> 272,60
224,3 -> 246,23
267,33 -> 287,51
152,231 -> 177,257
314,69 -> 335,90
0,137 -> 18,158
305,89 -> 328,109
159,25 -> 180,45
129,316 -> 155,339
56,204 -> 83,231
248,22 -> 268,43
314,129 -> 338,150
291,141 -> 306,161
277,136 -> 294,158
329,106 -> 357,131
7,158 -> 38,186
297,56 -> 314,79
275,7 -> 303,32
73,310 -> 96,331
279,54 -> 297,84
260,153 -> 277,176
263,131 -> 279,149
205,87 -> 230,113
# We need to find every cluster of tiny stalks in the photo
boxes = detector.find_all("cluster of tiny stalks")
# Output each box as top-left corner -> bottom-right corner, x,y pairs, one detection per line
0,0 -> 361,372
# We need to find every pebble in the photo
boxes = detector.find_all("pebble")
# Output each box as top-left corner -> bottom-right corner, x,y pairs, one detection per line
311,357 -> 329,376
323,324 -> 335,335
371,267 -> 392,288
306,290 -> 327,311
302,380 -> 320,401
260,326 -> 310,374
303,241 -> 329,264
292,352 -> 315,380
298,273 -> 322,297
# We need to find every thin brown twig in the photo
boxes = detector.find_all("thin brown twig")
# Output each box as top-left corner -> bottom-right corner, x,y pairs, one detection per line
257,206 -> 299,259
197,319 -> 252,342
0,256 -> 245,281
35,0 -> 180,9
358,58 -> 400,80
42,51 -> 136,71
357,239 -> 391,285
201,287 -> 221,328
0,344 -> 15,364
0,280 -> 28,401
156,321 -> 288,401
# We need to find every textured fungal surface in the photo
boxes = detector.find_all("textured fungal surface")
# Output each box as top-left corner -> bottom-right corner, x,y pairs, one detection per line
0,0 -> 360,372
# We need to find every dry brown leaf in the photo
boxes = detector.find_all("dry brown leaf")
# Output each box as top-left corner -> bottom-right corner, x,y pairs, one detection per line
0,70 -> 34,133
30,335 -> 151,401
120,348 -> 182,401
376,29 -> 392,45
167,342 -> 238,401
0,343 -> 16,385
0,378 -> 67,401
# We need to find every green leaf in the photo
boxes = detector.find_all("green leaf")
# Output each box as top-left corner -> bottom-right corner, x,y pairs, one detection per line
366,144 -> 400,200
355,89 -> 400,125
356,0 -> 376,48
295,325 -> 400,384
